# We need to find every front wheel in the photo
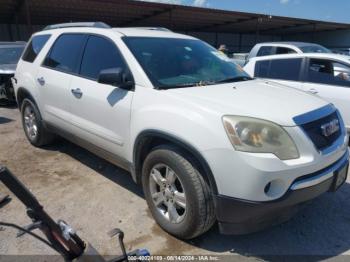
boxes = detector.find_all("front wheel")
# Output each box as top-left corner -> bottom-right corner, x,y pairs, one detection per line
142,145 -> 215,239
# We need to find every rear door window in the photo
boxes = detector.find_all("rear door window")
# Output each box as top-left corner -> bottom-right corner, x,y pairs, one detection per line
43,34 -> 87,74
275,47 -> 297,55
255,58 -> 302,81
269,58 -> 302,81
22,34 -> 51,63
79,35 -> 127,80
256,46 -> 274,57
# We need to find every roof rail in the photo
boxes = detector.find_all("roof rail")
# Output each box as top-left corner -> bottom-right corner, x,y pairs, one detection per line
43,22 -> 111,31
131,27 -> 172,32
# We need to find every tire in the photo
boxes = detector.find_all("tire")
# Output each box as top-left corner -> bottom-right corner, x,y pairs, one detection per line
142,145 -> 215,239
21,98 -> 56,146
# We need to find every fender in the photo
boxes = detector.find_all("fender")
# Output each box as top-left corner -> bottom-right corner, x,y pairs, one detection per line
133,129 -> 218,195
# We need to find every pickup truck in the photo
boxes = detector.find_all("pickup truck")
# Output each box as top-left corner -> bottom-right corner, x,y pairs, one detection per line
247,41 -> 331,61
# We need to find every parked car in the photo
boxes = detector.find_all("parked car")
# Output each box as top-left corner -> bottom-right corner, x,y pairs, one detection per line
247,42 -> 331,61
0,41 -> 26,105
244,53 -> 350,134
13,22 -> 349,239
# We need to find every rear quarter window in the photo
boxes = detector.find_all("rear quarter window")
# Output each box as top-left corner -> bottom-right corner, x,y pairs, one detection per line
22,34 -> 51,63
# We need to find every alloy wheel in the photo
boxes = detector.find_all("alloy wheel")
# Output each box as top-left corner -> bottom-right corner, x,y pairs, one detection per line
149,163 -> 187,224
23,105 -> 38,140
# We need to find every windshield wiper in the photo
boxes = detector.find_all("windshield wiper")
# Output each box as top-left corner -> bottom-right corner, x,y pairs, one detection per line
215,76 -> 253,84
157,82 -> 209,90
156,77 -> 252,90
157,83 -> 197,90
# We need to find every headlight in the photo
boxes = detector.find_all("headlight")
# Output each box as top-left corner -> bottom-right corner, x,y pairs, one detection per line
223,116 -> 299,160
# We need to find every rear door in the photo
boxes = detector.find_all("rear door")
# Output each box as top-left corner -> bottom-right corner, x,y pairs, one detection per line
36,33 -> 87,130
303,58 -> 350,129
254,58 -> 305,89
68,35 -> 134,158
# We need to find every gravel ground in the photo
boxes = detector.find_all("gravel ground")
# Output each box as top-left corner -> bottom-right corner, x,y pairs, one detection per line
0,106 -> 350,261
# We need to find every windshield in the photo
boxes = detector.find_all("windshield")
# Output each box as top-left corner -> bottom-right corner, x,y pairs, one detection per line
123,37 -> 251,89
0,47 -> 24,65
299,44 -> 331,54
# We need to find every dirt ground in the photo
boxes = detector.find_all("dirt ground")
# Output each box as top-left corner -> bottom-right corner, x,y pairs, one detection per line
1,106 -> 350,261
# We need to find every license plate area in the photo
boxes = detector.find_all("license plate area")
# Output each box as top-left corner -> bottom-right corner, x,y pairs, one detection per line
330,163 -> 349,192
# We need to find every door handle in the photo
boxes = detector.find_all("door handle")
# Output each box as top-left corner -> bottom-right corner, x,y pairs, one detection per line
71,88 -> 83,98
307,88 -> 319,95
37,77 -> 45,86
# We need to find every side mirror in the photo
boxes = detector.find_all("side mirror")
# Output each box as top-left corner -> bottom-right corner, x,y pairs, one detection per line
98,68 -> 134,91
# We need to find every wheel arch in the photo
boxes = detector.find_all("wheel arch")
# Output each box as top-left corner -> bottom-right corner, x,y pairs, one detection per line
133,130 -> 218,195
16,87 -> 38,111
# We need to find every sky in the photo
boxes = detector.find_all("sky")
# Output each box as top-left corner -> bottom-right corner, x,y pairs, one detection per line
139,0 -> 350,24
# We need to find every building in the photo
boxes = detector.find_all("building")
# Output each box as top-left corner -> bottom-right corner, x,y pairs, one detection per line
1,0 -> 350,52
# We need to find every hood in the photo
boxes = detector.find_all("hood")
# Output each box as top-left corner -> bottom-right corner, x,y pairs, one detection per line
166,79 -> 328,126
0,64 -> 16,74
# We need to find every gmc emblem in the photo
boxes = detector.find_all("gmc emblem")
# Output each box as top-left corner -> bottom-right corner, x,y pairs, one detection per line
321,119 -> 340,137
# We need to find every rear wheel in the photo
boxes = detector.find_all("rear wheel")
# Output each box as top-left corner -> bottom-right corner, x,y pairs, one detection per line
21,98 -> 56,146
142,145 -> 215,239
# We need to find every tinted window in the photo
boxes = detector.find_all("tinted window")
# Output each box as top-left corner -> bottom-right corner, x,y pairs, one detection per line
257,46 -> 274,57
22,35 -> 50,62
307,58 -> 350,87
44,34 -> 86,73
275,47 -> 297,54
80,36 -> 126,80
268,58 -> 302,81
255,60 -> 270,78
299,45 -> 331,53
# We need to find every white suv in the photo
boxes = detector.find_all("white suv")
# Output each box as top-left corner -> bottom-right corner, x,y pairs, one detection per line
13,23 -> 349,239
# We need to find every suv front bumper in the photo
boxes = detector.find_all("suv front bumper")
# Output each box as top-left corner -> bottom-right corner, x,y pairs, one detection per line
215,152 -> 349,235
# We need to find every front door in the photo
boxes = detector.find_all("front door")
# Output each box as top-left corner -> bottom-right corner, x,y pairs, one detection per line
68,35 -> 134,158
303,58 -> 350,130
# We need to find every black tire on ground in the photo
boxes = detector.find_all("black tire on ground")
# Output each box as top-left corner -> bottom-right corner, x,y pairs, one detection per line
20,98 -> 56,146
142,145 -> 215,239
